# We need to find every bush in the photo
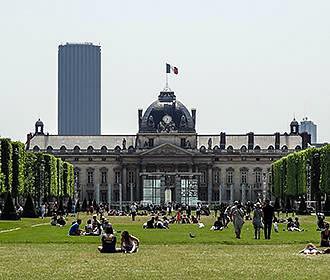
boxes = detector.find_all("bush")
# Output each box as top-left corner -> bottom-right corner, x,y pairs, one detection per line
1,192 -> 20,220
22,193 -> 38,218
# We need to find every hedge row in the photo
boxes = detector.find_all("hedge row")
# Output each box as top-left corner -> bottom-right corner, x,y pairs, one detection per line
272,144 -> 330,198
0,138 -> 74,202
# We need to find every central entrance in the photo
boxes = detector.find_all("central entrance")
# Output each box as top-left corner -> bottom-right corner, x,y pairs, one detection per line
141,173 -> 200,206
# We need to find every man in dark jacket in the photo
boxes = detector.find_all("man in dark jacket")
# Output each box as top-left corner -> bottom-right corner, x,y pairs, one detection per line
262,199 -> 275,240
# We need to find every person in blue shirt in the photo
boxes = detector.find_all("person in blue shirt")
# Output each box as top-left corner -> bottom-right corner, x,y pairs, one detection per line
69,219 -> 82,236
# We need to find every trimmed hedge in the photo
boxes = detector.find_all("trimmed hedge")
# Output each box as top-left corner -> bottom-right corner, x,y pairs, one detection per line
272,144 -> 330,200
0,138 -> 75,204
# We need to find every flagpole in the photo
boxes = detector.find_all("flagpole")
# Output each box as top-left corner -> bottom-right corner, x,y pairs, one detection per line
166,72 -> 169,89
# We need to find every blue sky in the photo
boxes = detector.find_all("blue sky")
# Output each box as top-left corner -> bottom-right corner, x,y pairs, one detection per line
0,0 -> 329,142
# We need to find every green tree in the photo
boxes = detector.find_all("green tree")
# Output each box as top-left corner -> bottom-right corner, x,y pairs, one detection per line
11,141 -> 25,202
0,138 -> 12,193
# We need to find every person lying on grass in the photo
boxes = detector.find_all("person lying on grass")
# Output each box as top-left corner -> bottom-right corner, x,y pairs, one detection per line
98,226 -> 122,253
121,231 -> 139,254
69,219 -> 83,236
299,243 -> 323,255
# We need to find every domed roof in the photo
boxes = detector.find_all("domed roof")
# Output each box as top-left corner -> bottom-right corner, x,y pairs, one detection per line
35,118 -> 44,126
290,118 -> 299,126
139,91 -> 195,133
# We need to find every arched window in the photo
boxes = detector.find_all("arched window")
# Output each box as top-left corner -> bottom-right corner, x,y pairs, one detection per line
73,146 -> 80,153
101,146 -> 107,153
295,145 -> 302,151
268,145 -> 275,151
60,146 -> 66,153
128,145 -> 135,154
227,146 -> 234,153
87,146 -> 94,153
46,146 -> 53,152
115,146 -> 121,154
33,145 -> 40,152
213,145 -> 220,153
281,145 -> 288,152
240,145 -> 247,152
254,145 -> 261,151
199,146 -> 207,153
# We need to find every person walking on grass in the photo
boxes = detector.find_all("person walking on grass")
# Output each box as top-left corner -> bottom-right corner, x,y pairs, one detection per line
262,199 -> 275,240
253,202 -> 263,239
231,201 -> 245,239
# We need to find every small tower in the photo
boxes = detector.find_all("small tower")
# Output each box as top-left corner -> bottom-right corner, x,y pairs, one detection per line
290,118 -> 299,135
35,119 -> 44,135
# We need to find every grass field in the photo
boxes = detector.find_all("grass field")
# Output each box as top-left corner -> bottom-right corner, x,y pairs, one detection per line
0,213 -> 329,280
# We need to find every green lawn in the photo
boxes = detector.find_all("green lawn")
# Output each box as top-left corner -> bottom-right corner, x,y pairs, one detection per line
0,214 -> 329,279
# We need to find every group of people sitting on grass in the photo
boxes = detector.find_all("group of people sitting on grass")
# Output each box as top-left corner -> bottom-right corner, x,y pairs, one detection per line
50,214 -> 67,227
67,215 -> 140,254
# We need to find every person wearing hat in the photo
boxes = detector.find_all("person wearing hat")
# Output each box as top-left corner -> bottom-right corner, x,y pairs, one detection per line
253,202 -> 263,239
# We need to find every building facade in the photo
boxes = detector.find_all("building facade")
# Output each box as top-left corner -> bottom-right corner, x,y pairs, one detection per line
300,117 -> 317,144
28,90 -> 310,206
58,43 -> 101,135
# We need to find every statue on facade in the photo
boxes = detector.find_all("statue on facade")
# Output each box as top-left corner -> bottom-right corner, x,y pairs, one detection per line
122,138 -> 127,150
180,115 -> 187,128
147,115 -> 155,128
208,138 -> 212,150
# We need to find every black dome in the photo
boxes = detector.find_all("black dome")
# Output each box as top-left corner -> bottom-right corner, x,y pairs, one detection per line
139,91 -> 195,133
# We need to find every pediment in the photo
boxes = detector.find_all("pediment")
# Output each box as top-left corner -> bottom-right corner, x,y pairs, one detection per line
140,143 -> 193,156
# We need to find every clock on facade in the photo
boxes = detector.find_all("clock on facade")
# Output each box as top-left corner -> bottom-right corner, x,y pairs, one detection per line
162,114 -> 172,124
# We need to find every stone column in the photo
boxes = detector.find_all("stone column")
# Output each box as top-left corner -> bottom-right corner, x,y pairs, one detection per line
130,183 -> 134,204
160,176 -> 166,204
135,166 -> 140,201
230,184 -> 234,203
219,184 -> 223,204
119,183 -> 123,211
95,184 -> 100,204
108,184 -> 112,205
122,166 -> 127,202
241,184 -> 246,203
208,165 -> 213,204
175,175 -> 181,203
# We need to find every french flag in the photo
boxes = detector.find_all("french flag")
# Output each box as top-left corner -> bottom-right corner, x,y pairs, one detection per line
166,63 -> 178,74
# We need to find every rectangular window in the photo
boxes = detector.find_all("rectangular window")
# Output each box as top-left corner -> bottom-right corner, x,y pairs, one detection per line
256,171 -> 261,183
87,171 -> 94,184
214,171 -> 220,184
148,138 -> 154,148
115,171 -> 121,184
87,191 -> 94,201
200,171 -> 206,184
143,178 -> 161,204
241,171 -> 247,184
101,171 -> 107,184
226,171 -> 233,184
101,191 -> 107,202
128,171 -> 135,184
114,190 -> 119,202
181,138 -> 186,148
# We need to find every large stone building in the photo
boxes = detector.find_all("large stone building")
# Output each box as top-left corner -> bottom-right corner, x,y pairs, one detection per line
27,90 -> 310,206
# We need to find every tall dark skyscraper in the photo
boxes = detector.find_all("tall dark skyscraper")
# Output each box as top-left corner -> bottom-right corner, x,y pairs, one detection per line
58,43 -> 101,135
